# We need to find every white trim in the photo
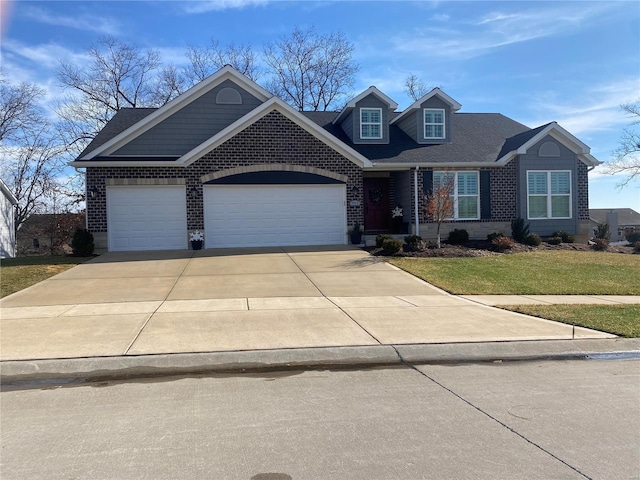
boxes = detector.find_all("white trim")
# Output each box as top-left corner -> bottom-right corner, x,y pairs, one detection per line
70,160 -> 182,168
360,107 -> 383,139
433,170 -> 480,220
391,87 -> 461,125
424,108 -> 446,140
80,66 -> 272,160
526,170 -> 572,220
0,178 -> 18,205
332,86 -> 398,125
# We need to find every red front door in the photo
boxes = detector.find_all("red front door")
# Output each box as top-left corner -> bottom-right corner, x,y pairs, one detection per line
363,177 -> 390,231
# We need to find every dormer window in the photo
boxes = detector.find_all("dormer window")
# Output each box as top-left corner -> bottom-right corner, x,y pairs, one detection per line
360,108 -> 382,139
424,109 -> 445,139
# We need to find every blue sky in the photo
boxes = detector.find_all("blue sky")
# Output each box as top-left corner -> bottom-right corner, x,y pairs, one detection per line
2,0 -> 639,210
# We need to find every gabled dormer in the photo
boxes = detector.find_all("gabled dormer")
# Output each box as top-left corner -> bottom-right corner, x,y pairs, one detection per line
333,86 -> 398,144
391,88 -> 461,144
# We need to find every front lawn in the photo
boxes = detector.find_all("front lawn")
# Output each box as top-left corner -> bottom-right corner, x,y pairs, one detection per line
388,251 -> 640,295
0,256 -> 92,298
502,304 -> 640,337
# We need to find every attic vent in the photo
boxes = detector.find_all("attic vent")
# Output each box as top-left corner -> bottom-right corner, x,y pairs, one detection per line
216,87 -> 242,105
539,141 -> 560,157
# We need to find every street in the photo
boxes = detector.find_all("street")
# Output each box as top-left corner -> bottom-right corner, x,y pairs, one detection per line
1,358 -> 638,479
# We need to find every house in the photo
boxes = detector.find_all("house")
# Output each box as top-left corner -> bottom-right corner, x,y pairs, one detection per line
70,66 -> 600,252
16,212 -> 86,255
589,208 -> 640,242
0,178 -> 18,258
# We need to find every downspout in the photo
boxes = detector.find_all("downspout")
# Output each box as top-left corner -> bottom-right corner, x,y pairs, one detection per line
414,166 -> 420,236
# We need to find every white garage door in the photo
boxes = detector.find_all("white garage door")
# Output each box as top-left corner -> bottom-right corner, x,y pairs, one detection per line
204,184 -> 346,248
107,186 -> 187,251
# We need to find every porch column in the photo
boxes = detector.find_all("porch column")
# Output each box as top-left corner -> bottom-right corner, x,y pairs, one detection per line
414,166 -> 420,236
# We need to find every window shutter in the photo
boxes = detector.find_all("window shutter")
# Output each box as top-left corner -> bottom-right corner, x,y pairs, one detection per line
423,170 -> 433,197
480,170 -> 491,220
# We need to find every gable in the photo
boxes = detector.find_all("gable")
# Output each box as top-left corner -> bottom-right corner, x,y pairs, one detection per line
113,80 -> 263,157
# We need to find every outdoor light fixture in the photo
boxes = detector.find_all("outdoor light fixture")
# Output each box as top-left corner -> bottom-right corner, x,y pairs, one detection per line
88,186 -> 99,199
351,185 -> 359,196
189,186 -> 199,199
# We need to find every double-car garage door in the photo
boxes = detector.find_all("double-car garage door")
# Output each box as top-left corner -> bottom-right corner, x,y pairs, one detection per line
107,184 -> 346,251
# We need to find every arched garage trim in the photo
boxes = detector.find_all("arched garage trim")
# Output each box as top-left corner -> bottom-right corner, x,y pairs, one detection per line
200,164 -> 348,184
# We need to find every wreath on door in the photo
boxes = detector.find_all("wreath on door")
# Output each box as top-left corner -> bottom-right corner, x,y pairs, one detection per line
369,188 -> 383,204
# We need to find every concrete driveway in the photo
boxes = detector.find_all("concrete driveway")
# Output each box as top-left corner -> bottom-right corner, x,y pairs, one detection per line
0,247 -> 613,361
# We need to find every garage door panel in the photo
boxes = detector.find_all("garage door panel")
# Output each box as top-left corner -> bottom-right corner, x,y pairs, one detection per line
204,185 -> 346,248
107,186 -> 187,251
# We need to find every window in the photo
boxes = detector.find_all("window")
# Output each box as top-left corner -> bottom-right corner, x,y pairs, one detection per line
527,171 -> 571,219
360,108 -> 382,139
433,171 -> 479,220
424,108 -> 445,139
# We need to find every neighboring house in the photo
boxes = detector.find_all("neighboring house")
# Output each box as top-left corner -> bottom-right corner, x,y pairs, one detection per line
16,212 -> 86,255
589,208 -> 640,242
70,66 -> 601,252
0,179 -> 18,258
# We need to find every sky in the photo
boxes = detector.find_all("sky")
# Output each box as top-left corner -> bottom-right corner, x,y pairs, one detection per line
1,0 -> 639,210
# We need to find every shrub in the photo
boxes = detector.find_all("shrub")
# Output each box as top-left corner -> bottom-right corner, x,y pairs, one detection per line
511,218 -> 530,243
593,222 -> 610,241
547,236 -> 562,245
487,232 -> 504,242
626,231 -> 640,244
376,233 -> 394,248
403,235 -> 424,252
71,228 -> 94,256
552,230 -> 575,243
447,228 -> 469,245
523,233 -> 541,246
592,238 -> 609,251
634,241 -> 640,253
381,237 -> 402,255
491,236 -> 514,252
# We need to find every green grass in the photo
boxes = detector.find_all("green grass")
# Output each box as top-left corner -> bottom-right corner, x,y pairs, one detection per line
388,251 -> 640,295
501,304 -> 640,337
0,256 -> 92,298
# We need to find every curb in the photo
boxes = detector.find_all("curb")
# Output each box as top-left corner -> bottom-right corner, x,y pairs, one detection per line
2,338 -> 639,385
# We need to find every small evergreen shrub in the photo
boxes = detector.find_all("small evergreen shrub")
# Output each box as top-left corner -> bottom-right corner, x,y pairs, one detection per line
376,233 -> 394,248
71,228 -> 94,256
403,235 -> 424,252
552,230 -> 575,243
593,222 -> 610,241
547,236 -> 562,245
523,233 -> 542,246
592,238 -> 609,251
634,241 -> 640,253
491,236 -> 514,252
487,232 -> 504,242
511,218 -> 530,243
447,228 -> 469,245
381,238 -> 402,255
625,231 -> 640,244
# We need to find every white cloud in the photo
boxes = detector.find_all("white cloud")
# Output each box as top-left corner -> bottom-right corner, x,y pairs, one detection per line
430,13 -> 450,22
2,39 -> 91,70
181,0 -> 269,14
21,5 -> 121,35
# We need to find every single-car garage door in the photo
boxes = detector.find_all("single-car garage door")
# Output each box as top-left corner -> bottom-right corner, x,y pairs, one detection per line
107,186 -> 187,251
204,184 -> 346,248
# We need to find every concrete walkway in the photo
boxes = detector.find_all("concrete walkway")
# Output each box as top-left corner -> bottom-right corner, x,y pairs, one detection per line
2,246 -> 626,369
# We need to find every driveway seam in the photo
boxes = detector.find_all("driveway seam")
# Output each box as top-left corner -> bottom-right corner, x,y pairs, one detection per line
397,352 -> 593,480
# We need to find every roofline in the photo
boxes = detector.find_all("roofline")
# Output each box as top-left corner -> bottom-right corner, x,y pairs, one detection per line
69,160 -> 183,168
0,178 -> 18,204
80,66 -> 273,160
332,86 -> 398,125
366,161 -> 509,170
177,97 -> 373,168
390,88 -> 462,125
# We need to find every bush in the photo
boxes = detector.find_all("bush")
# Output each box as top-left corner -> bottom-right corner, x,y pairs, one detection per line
403,235 -> 424,252
592,238 -> 609,251
547,236 -> 562,245
487,232 -> 504,242
634,241 -> 640,253
593,222 -> 610,241
381,238 -> 402,255
511,218 -> 530,243
71,228 -> 94,256
491,236 -> 514,252
523,233 -> 542,246
376,233 -> 394,248
447,229 -> 469,245
552,230 -> 575,243
625,231 -> 640,244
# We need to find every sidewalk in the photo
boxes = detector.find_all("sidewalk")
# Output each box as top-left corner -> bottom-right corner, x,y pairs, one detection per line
461,295 -> 640,305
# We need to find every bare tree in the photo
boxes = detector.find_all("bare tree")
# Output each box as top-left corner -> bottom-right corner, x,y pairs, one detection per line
0,76 -> 45,142
404,73 -> 430,102
149,64 -> 187,106
603,101 -> 640,186
184,40 -> 260,84
263,27 -> 358,111
424,172 -> 455,248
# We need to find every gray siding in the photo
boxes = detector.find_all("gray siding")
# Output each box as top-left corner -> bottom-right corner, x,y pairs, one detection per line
517,135 -> 581,236
353,95 -> 389,144
393,171 -> 412,222
342,110 -> 354,143
418,97 -> 451,144
114,80 -> 263,156
396,110 -> 418,142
